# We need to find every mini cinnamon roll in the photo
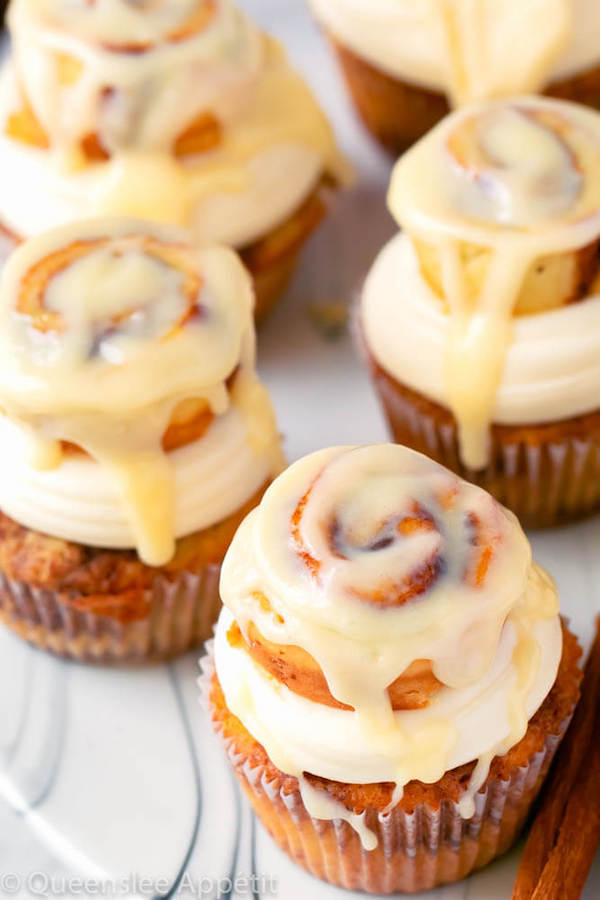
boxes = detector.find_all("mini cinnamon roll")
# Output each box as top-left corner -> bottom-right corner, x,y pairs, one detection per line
0,217 -> 284,662
205,444 -> 581,893
309,0 -> 600,154
360,96 -> 600,526
0,0 -> 349,320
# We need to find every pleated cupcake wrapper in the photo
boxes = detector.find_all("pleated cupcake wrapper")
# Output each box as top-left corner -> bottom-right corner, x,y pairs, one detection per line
379,382 -> 600,529
353,314 -> 600,529
327,34 -> 448,155
200,645 -> 572,894
0,565 -> 222,664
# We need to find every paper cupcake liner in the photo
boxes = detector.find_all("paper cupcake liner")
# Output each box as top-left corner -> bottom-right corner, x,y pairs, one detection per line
248,250 -> 301,324
328,34 -> 448,154
360,336 -> 600,528
242,181 -> 333,324
199,646 -> 571,894
0,565 -> 222,664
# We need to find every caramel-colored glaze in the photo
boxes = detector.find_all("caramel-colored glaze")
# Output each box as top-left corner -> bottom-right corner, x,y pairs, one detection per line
228,619 -> 442,710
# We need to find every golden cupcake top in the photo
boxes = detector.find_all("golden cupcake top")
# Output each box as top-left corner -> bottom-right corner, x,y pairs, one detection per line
0,0 -> 349,246
387,96 -> 600,469
0,217 -> 283,565
215,444 -> 562,844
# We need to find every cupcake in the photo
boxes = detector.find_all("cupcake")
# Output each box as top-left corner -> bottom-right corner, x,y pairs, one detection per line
0,217 -> 283,662
360,96 -> 600,528
309,0 -> 600,154
0,0 -> 349,321
204,443 -> 581,894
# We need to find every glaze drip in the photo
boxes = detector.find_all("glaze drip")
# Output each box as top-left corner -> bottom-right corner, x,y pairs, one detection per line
0,218 -> 283,564
387,97 -> 600,468
215,445 -> 562,847
1,0 -> 348,247
309,0 -> 598,105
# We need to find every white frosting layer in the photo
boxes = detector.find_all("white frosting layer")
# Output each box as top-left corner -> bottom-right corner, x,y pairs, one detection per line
310,0 -> 600,98
0,405 -> 272,549
0,68 -> 326,248
362,233 -> 600,426
215,606 -> 561,786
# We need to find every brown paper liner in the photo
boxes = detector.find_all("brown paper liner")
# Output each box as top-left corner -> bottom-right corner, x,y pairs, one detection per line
361,335 -> 600,529
242,179 -> 334,323
328,34 -> 600,155
247,249 -> 303,324
0,565 -> 222,663
199,645 -> 573,894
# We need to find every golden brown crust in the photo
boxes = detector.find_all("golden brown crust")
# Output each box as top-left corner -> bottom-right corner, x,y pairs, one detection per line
0,483 -> 268,620
210,621 -> 581,814
330,34 -> 600,154
361,335 -> 600,527
414,238 -> 600,316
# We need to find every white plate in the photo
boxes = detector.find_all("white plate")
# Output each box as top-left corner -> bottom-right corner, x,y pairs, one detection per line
0,1 -> 598,898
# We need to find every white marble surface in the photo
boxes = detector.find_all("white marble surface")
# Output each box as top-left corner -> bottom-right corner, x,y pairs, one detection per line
0,1 -> 599,898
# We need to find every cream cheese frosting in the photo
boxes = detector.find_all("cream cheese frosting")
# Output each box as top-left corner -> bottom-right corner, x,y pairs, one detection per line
0,217 -> 283,566
214,444 -> 562,846
0,406 -> 273,551
0,0 -> 348,248
362,232 -> 600,427
309,0 -> 600,104
371,96 -> 600,470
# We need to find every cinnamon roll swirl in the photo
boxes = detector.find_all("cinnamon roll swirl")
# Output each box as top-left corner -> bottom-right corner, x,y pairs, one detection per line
0,217 -> 283,661
0,0 -> 348,319
207,444 -> 580,892
361,96 -> 600,525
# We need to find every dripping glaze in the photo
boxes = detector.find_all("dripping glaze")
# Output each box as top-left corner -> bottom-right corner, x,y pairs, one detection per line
0,217 -> 283,566
309,0 -> 600,105
0,0 -> 349,246
364,96 -> 600,469
214,444 -> 562,848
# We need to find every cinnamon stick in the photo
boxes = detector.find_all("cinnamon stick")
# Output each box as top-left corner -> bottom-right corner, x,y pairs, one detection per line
531,706 -> 600,899
512,616 -> 600,900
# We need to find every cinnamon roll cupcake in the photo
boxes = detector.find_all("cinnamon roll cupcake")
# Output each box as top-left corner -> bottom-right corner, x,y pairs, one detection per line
309,0 -> 600,153
360,96 -> 600,527
0,218 -> 283,662
0,0 -> 349,320
204,444 -> 581,894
